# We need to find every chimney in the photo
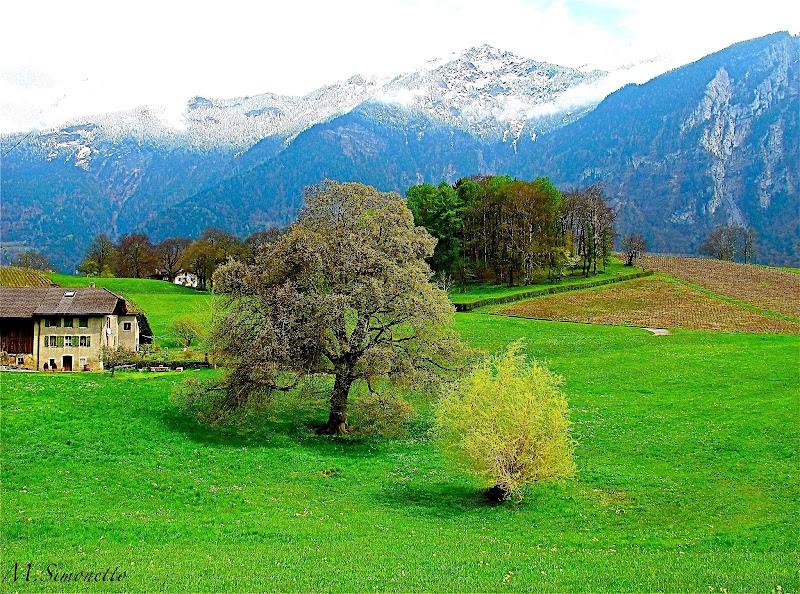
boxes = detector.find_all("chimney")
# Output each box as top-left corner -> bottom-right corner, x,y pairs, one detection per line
89,282 -> 95,288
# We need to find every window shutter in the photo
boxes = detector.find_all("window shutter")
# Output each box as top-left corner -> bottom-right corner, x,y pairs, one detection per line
57,336 -> 64,347
44,336 -> 49,347
45,319 -> 51,328
73,336 -> 79,346
86,336 -> 91,348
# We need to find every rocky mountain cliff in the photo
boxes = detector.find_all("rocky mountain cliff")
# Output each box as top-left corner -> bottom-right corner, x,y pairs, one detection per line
513,31 -> 799,265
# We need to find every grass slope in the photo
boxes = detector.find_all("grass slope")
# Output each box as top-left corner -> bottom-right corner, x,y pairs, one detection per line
2,317 -> 797,592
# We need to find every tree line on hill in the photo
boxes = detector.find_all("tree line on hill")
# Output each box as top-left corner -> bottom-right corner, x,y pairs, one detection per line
407,175 -> 616,289
698,224 -> 759,264
77,227 -> 280,290
67,175 -> 620,291
6,176 -> 765,287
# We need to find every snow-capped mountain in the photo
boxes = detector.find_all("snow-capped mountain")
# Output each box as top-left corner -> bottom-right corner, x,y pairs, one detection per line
379,45 -> 607,141
1,44 -> 619,270
9,44 -> 611,158
3,34 -> 796,270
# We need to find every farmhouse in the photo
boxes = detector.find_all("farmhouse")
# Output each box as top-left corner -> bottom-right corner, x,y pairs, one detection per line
0,287 -> 140,371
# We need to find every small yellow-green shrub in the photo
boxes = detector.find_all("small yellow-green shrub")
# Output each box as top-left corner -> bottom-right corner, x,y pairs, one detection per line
433,341 -> 575,499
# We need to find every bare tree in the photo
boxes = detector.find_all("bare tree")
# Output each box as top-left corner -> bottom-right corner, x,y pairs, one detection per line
11,250 -> 51,271
156,237 -> 191,282
741,227 -> 758,264
170,316 -> 204,348
115,234 -> 155,278
621,234 -> 647,267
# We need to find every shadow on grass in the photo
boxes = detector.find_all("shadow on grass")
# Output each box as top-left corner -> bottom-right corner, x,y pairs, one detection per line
159,404 -> 387,459
377,481 -> 499,518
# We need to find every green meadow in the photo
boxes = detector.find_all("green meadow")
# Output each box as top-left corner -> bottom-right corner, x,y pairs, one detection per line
447,261 -> 634,305
2,309 -> 798,591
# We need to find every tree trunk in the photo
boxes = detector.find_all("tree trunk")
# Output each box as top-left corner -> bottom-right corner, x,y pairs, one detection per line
484,484 -> 511,503
318,370 -> 354,435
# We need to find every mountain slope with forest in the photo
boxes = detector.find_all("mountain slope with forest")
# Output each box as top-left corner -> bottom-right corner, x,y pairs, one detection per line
1,33 -> 797,269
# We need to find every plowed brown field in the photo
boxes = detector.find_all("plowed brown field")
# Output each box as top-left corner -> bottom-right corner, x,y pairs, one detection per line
640,255 -> 800,319
496,276 -> 800,334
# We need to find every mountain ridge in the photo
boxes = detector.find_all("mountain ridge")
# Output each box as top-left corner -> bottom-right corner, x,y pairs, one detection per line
1,33 -> 797,269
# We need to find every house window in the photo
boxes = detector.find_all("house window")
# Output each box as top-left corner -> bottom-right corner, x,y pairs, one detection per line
85,336 -> 91,347
79,317 -> 88,328
64,318 -> 73,328
80,336 -> 86,347
123,322 -> 132,331
16,357 -> 24,366
79,357 -> 87,367
45,318 -> 61,328
64,336 -> 72,347
49,358 -> 57,369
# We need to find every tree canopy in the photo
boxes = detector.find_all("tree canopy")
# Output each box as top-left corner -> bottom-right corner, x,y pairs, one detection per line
189,180 -> 465,434
406,176 -> 615,288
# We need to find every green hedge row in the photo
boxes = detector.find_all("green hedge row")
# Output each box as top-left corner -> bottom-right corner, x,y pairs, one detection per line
454,271 -> 653,312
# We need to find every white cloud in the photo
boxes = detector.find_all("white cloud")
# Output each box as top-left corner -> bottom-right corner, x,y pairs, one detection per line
0,0 -> 797,133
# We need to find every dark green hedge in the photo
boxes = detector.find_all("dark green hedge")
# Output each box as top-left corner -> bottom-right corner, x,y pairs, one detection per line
454,271 -> 653,312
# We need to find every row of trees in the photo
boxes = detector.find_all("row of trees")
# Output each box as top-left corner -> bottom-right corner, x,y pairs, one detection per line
78,227 -> 280,290
406,175 -> 616,288
699,224 -> 758,263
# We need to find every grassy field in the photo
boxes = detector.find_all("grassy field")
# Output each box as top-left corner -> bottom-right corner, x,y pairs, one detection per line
447,261 -> 635,305
496,275 -> 800,334
2,315 -> 798,591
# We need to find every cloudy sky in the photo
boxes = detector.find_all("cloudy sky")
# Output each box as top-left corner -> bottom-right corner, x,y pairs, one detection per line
1,0 -> 797,134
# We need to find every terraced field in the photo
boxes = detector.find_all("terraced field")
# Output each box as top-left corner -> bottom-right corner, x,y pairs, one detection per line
0,266 -> 52,287
640,255 -> 800,319
495,276 -> 800,334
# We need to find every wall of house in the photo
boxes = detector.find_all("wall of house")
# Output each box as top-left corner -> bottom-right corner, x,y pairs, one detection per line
118,314 -> 139,351
0,352 -> 35,368
37,316 -> 107,371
